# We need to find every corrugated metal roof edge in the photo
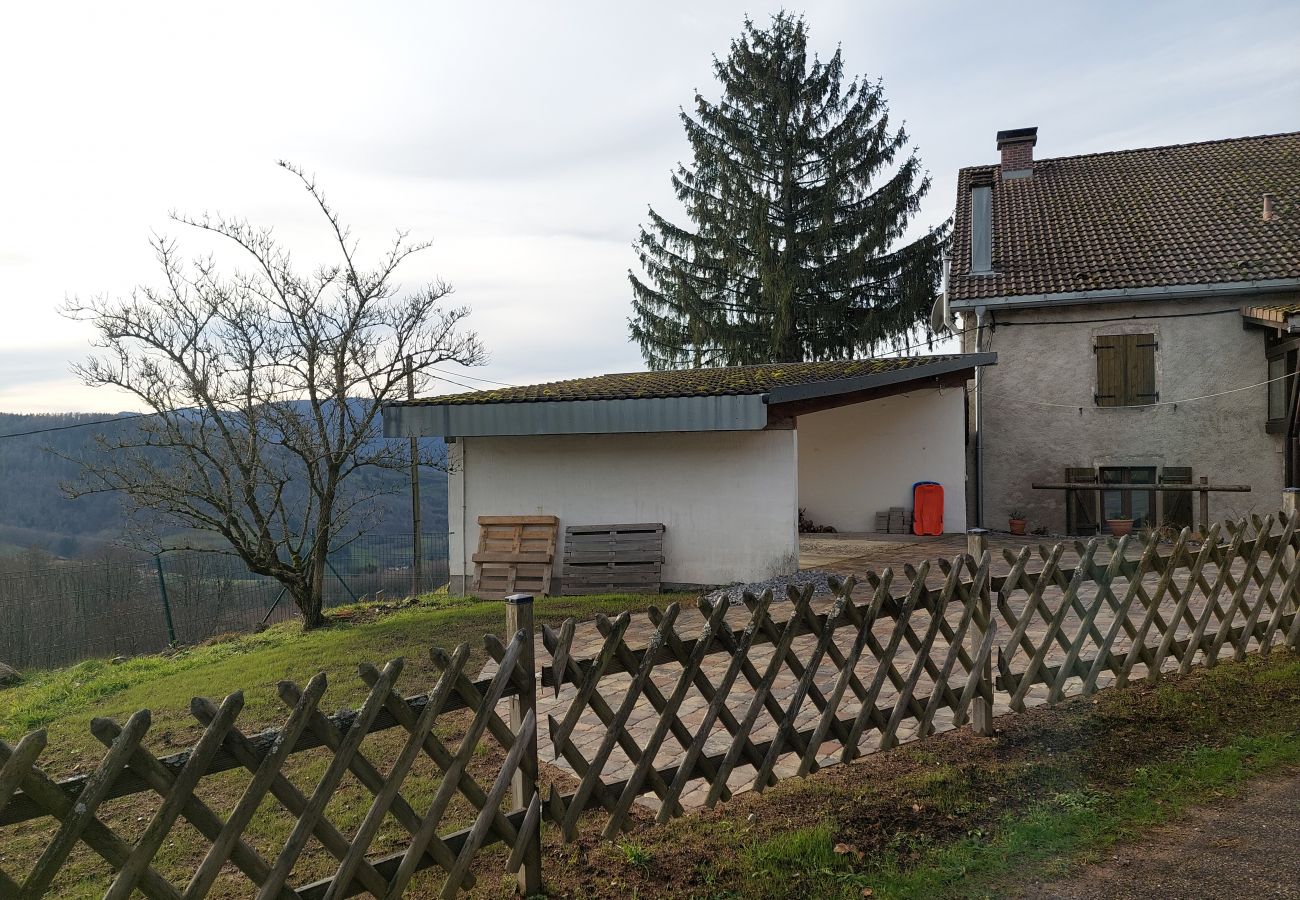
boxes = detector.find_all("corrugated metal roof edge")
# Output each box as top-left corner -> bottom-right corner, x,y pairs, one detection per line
380,353 -> 995,438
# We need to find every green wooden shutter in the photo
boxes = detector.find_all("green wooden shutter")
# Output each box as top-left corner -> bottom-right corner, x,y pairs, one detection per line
1095,336 -> 1123,406
1127,334 -> 1158,405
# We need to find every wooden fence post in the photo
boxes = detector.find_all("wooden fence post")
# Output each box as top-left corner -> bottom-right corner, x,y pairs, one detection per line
505,592 -> 542,896
967,529 -> 995,736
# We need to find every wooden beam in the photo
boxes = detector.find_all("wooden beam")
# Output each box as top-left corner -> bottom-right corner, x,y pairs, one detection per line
767,371 -> 970,421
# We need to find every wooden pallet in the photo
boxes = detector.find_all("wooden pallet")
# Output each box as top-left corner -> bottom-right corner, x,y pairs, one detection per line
472,515 -> 559,599
562,523 -> 664,595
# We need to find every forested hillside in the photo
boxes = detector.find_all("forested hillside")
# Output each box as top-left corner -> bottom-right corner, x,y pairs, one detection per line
0,412 -> 448,560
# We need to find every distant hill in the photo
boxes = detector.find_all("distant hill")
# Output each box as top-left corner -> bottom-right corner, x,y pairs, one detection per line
0,411 -> 448,560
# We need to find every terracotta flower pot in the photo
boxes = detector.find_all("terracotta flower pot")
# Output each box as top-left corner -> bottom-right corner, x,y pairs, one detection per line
1107,518 -> 1134,536
1009,518 -> 1027,535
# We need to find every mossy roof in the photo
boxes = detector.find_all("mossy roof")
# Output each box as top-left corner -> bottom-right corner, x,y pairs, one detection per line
404,356 -> 965,405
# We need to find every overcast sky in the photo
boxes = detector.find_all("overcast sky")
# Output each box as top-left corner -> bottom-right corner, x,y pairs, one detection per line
2,0 -> 1297,413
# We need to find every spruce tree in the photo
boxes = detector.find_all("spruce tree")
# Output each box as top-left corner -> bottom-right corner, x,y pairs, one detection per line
629,12 -> 947,368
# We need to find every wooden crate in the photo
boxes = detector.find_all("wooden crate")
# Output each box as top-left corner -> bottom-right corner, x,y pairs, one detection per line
472,515 -> 559,599
562,523 -> 664,595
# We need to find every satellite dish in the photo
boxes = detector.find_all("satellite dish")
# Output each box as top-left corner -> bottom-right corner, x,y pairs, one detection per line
929,253 -> 954,333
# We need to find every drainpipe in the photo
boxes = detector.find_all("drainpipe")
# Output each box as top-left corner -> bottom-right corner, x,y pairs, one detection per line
1286,365 -> 1300,488
974,305 -> 988,528
460,439 -> 469,593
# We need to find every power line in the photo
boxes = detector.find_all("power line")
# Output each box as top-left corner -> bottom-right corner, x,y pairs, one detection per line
995,307 -> 1240,327
428,367 -> 516,387
986,368 -> 1292,410
0,412 -> 152,440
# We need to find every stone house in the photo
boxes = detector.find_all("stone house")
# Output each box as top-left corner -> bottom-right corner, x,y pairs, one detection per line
947,128 -> 1300,534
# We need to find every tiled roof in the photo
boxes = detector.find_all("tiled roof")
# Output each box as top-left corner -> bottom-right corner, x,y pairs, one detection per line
406,356 -> 966,405
949,131 -> 1300,304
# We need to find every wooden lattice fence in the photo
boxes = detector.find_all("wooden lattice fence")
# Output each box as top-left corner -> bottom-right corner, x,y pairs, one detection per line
3,512 -> 1300,897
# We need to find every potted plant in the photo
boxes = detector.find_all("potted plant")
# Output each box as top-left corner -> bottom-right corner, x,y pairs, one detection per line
1107,517 -> 1134,536
1008,509 -> 1027,535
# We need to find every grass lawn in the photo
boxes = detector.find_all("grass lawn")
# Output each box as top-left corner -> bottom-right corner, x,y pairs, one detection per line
0,590 -> 682,898
3,595 -> 1299,898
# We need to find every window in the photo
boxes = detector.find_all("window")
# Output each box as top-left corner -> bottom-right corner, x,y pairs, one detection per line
970,185 -> 992,273
1100,466 -> 1156,527
1095,333 -> 1158,407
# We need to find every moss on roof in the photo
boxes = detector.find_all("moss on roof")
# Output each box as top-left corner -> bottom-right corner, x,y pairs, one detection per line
407,356 -> 964,405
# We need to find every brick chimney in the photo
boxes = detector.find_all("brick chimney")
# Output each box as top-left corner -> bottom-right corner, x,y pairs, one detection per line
997,127 -> 1038,179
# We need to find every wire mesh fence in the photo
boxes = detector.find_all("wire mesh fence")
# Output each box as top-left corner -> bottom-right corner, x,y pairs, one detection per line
0,533 -> 450,670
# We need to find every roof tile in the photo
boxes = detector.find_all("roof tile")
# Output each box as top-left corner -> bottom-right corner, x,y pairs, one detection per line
949,131 -> 1300,302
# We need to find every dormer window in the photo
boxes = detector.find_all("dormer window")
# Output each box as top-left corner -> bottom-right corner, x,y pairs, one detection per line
970,183 -> 992,273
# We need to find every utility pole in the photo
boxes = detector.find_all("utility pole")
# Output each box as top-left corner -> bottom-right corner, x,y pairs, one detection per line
407,355 -> 423,598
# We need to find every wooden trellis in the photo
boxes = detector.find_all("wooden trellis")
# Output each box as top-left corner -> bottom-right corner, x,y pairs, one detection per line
994,513 -> 1300,706
4,512 -> 1300,897
0,631 -> 541,900
539,558 -> 997,839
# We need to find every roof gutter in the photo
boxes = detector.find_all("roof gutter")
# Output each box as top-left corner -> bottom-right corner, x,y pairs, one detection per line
763,353 -> 997,404
949,277 -> 1300,312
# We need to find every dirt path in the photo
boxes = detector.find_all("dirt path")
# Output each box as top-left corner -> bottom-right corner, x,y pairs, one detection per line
1025,769 -> 1300,899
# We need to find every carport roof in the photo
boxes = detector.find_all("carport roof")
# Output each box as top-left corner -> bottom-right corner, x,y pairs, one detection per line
399,355 -> 980,405
384,353 -> 994,438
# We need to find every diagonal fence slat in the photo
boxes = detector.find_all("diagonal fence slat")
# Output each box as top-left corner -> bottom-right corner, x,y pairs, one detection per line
6,511 -> 1300,898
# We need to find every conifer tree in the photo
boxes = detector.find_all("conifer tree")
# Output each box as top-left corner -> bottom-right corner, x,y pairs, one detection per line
629,12 -> 947,368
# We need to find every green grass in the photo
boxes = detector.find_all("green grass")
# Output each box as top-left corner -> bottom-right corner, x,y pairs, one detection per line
861,732 -> 1300,899
0,588 -> 692,898
7,596 -> 1300,899
0,590 -> 681,768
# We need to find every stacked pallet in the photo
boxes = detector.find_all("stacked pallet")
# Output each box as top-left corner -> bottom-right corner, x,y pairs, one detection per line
472,515 -> 559,599
562,523 -> 665,595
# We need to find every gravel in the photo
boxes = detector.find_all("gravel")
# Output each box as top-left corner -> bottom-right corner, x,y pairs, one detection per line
703,569 -> 839,606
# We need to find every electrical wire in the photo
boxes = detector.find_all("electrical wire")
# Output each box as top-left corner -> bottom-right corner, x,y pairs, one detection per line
993,307 -> 1242,327
0,412 -> 151,440
985,368 -> 1294,410
428,367 -> 516,387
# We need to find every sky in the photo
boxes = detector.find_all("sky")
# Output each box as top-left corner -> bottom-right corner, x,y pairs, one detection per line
1,0 -> 1297,413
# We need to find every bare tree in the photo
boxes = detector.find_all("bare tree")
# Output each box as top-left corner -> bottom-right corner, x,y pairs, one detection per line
63,162 -> 484,628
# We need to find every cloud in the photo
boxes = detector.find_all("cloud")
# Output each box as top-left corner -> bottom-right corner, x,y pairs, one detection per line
1,0 -> 1297,416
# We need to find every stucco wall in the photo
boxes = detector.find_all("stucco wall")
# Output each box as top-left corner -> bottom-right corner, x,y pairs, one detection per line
964,298 -> 1282,533
447,430 -> 799,593
797,387 -> 969,534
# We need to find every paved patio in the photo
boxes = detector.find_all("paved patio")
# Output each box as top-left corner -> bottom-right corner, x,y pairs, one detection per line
495,531 -> 1272,812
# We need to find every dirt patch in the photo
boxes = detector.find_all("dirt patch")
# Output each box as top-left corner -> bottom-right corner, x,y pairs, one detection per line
472,652 -> 1300,899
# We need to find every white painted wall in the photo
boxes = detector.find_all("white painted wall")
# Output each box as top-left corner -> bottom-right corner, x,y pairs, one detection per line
447,429 -> 799,592
797,388 -> 969,534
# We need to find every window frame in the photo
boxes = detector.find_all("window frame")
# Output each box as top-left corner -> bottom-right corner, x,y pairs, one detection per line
1100,466 -> 1157,527
1094,332 -> 1159,408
